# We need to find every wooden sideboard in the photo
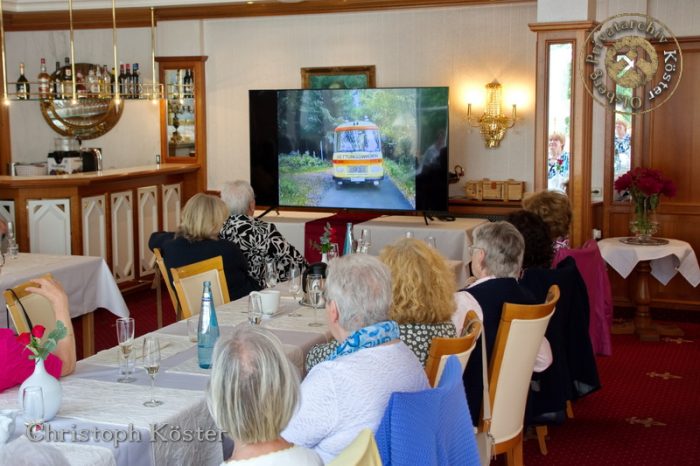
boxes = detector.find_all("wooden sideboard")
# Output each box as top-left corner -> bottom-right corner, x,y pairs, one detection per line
0,164 -> 200,289
448,197 -> 522,219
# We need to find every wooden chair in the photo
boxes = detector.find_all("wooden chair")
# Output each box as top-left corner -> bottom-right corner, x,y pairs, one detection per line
153,248 -> 182,324
4,273 -> 57,337
328,429 -> 382,466
171,256 -> 230,319
424,310 -> 482,387
480,285 -> 560,466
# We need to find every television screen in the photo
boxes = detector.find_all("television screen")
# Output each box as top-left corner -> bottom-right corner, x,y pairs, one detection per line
250,87 -> 449,213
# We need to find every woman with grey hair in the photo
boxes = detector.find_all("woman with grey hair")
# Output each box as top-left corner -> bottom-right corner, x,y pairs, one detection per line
455,221 -> 552,425
207,325 -> 322,465
283,254 -> 429,463
219,180 -> 306,289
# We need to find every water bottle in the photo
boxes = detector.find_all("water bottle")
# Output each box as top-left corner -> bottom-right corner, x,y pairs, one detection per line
343,222 -> 354,256
197,281 -> 220,369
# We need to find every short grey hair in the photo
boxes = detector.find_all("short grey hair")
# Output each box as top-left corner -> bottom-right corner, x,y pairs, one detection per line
206,325 -> 300,444
472,221 -> 524,278
220,180 -> 255,215
325,254 -> 393,333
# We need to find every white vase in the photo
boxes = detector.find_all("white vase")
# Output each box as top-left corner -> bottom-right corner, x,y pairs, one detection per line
18,359 -> 62,422
321,252 -> 328,263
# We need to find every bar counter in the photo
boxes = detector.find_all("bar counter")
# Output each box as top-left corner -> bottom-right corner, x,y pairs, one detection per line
0,163 -> 201,290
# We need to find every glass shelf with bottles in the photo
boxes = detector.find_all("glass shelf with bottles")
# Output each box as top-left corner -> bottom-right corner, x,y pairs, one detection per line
5,59 -> 168,103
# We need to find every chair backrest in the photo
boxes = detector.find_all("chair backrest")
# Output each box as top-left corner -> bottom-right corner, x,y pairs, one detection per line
425,311 -> 482,387
153,248 -> 182,320
171,256 -> 230,319
485,285 -> 560,446
3,273 -> 57,338
328,429 -> 383,466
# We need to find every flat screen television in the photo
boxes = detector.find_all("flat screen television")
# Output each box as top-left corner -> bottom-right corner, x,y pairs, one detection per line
249,87 -> 449,213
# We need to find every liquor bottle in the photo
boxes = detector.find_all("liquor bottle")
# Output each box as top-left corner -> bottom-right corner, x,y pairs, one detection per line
343,222 -> 354,255
75,71 -> 87,98
118,63 -> 126,97
16,63 -> 30,100
101,66 -> 111,98
197,281 -> 220,369
52,61 -> 62,98
37,58 -> 51,99
95,66 -> 104,97
125,64 -> 133,99
109,66 -> 116,95
87,67 -> 98,97
62,57 -> 72,99
132,63 -> 140,98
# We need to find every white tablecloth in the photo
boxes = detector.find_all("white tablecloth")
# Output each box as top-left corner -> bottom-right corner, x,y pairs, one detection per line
598,238 -> 700,287
0,253 -> 129,327
258,210 -> 488,264
1,286 -> 331,466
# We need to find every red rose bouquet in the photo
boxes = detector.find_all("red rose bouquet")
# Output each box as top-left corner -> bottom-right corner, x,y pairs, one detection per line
17,321 -> 67,361
614,168 -> 676,238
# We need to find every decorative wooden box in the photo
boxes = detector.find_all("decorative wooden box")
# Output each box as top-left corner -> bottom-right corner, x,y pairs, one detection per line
464,178 -> 525,201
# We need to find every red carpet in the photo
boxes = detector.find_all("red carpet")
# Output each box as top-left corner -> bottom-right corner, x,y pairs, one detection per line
77,290 -> 700,465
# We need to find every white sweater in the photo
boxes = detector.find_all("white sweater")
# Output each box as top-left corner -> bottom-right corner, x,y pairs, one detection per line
282,342 -> 429,464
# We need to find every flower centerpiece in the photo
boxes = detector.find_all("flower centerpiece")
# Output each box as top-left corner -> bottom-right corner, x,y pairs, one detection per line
614,167 -> 676,243
310,222 -> 335,262
17,321 -> 68,422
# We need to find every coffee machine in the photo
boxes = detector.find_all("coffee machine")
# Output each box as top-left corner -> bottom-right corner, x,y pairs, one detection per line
48,137 -> 82,175
80,147 -> 103,172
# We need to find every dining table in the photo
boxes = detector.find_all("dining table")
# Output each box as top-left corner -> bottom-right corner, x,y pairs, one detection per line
0,283 -> 331,466
1,253 -> 130,357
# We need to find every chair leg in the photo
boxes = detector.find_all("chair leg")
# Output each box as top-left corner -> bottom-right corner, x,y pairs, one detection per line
506,434 -> 524,466
535,425 -> 548,455
566,400 -> 574,419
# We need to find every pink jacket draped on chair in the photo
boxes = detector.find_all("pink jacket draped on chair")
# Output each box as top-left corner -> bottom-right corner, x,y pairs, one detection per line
553,240 -> 613,356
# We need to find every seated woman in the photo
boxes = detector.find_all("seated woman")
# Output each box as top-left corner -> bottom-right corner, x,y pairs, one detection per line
207,325 -> 323,465
283,255 -> 429,463
149,193 -> 260,301
455,221 -> 552,425
0,277 -> 77,392
305,238 -> 456,370
522,189 -> 572,252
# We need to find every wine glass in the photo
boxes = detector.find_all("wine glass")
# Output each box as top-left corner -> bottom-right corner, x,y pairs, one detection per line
248,293 -> 263,325
116,317 -> 136,383
22,386 -> 44,432
425,236 -> 437,249
359,229 -> 371,254
287,264 -> 303,317
306,273 -> 325,327
142,336 -> 163,407
265,259 -> 278,289
327,243 -> 340,261
405,231 -> 414,239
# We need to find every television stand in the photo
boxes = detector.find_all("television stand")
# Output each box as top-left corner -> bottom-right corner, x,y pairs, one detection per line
256,205 -> 279,220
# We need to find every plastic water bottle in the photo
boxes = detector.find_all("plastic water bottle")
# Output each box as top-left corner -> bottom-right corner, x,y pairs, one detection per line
197,281 -> 220,369
343,222 -> 354,255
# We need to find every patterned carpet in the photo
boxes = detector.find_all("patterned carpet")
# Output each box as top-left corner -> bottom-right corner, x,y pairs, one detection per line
78,289 -> 700,465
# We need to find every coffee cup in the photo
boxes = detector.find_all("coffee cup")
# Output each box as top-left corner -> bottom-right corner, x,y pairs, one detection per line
250,290 -> 280,316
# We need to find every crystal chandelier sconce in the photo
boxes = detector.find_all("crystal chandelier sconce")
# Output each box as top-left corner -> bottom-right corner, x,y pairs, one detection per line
467,80 -> 517,148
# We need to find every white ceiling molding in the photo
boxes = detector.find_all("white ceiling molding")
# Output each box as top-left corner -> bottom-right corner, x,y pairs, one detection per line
2,0 -> 261,13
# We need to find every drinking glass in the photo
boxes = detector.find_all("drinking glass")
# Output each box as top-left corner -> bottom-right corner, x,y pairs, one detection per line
116,317 -> 136,383
425,236 -> 437,249
359,229 -> 371,254
248,293 -> 263,325
327,243 -> 340,261
287,264 -> 303,317
186,316 -> 198,343
405,231 -> 414,239
22,386 -> 44,430
142,336 -> 163,407
306,274 -> 325,327
265,259 -> 278,289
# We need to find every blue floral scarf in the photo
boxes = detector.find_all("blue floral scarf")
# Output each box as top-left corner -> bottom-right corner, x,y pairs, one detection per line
327,320 -> 400,361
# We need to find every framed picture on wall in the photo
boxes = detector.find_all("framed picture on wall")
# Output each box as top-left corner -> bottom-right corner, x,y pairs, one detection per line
301,66 -> 376,89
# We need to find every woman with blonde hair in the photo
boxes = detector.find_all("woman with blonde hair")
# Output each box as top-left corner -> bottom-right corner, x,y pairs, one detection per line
522,189 -> 572,251
149,193 -> 260,301
304,238 -> 456,370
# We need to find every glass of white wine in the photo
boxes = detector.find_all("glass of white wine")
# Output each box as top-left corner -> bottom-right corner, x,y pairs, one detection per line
288,264 -> 303,317
142,336 -> 163,407
307,274 -> 325,328
116,317 -> 136,383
